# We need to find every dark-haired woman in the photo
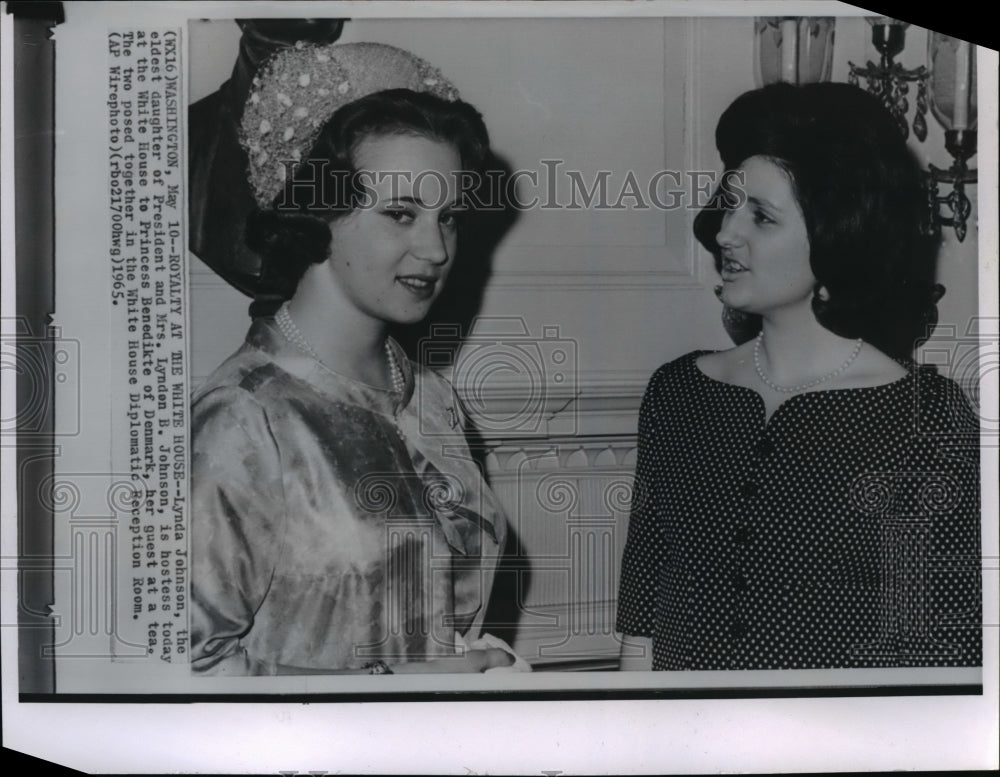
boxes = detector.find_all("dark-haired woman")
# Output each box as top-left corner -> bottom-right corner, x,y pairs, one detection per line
616,83 -> 981,671
191,43 -> 513,676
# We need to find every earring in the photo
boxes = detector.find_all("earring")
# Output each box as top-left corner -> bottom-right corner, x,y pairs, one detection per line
816,286 -> 830,302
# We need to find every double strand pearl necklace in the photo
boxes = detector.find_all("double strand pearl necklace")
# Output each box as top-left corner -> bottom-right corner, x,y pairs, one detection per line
275,303 -> 405,394
753,331 -> 863,394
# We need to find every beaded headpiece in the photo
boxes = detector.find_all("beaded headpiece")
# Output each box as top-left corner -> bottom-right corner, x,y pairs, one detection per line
239,41 -> 461,207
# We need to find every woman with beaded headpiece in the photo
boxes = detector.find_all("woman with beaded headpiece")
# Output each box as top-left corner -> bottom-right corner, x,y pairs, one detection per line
190,41 -> 518,675
616,83 -> 981,672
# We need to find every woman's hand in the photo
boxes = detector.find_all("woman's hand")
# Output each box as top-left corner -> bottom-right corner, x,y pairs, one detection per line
464,647 -> 515,673
617,634 -> 654,671
391,647 -> 514,674
275,647 -> 517,675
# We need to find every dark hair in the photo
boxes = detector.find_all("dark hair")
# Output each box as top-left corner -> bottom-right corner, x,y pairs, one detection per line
693,82 -> 942,361
245,89 -> 491,298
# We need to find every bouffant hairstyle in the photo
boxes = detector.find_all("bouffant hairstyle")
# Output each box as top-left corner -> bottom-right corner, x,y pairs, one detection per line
245,89 -> 491,299
693,82 -> 943,361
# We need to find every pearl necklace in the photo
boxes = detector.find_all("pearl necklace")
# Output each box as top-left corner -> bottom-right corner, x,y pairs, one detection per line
275,303 -> 405,393
383,336 -> 406,394
753,331 -> 863,394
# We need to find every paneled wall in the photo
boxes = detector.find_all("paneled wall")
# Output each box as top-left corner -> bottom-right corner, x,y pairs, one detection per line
187,16 -> 981,665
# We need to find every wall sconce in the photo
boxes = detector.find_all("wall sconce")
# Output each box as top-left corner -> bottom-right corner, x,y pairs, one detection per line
926,33 -> 977,242
848,17 -> 928,141
754,17 -> 835,86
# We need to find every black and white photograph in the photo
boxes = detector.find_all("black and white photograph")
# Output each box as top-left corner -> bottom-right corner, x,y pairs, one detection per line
2,1 -> 997,772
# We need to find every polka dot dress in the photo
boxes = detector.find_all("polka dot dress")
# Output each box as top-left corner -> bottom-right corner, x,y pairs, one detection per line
616,351 -> 982,670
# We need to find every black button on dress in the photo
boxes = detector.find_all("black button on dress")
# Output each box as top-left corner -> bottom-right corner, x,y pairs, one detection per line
616,351 -> 982,671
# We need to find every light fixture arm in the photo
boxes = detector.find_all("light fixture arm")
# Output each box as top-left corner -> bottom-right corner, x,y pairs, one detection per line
848,19 -> 928,141
927,129 -> 977,242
